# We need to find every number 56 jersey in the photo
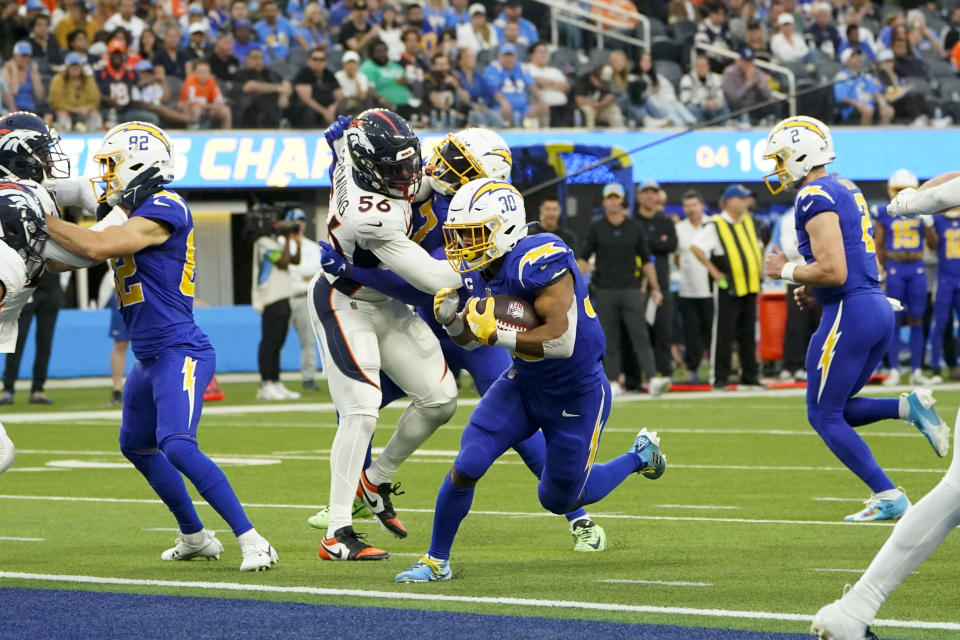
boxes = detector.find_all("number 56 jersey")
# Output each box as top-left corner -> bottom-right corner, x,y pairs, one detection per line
794,175 -> 882,305
114,189 -> 211,360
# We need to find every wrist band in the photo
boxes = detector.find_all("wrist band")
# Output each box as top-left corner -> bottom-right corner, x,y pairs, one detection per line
445,314 -> 465,337
496,328 -> 518,351
781,262 -> 798,283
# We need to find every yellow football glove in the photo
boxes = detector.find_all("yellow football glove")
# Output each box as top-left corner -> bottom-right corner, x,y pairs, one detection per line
433,287 -> 459,325
465,296 -> 497,345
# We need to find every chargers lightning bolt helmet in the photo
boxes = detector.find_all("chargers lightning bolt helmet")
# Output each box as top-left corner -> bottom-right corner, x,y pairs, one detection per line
444,178 -> 527,273
0,181 -> 49,283
345,109 -> 422,201
762,116 -> 835,195
427,128 -> 513,196
0,111 -> 70,183
92,121 -> 174,205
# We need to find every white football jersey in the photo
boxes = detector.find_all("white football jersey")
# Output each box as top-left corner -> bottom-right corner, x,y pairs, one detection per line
324,139 -> 462,300
0,241 -> 30,353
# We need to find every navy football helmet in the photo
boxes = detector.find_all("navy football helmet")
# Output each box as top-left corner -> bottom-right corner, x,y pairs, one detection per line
0,111 -> 70,183
0,181 -> 49,283
345,109 -> 422,201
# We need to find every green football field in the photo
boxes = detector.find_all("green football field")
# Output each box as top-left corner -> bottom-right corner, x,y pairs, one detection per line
2,381 -> 959,639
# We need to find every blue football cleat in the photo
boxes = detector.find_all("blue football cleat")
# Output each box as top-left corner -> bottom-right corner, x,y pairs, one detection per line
903,389 -> 951,457
394,555 -> 452,583
631,428 -> 666,479
844,492 -> 910,522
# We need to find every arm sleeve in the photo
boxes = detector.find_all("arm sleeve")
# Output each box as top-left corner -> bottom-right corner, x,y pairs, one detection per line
896,176 -> 960,215
347,263 -> 435,306
368,236 -> 462,293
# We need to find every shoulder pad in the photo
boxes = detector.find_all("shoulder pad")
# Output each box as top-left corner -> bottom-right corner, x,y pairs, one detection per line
795,183 -> 836,219
513,236 -> 572,290
132,190 -> 190,229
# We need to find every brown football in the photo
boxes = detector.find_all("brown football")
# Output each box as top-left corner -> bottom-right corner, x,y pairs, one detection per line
474,295 -> 543,332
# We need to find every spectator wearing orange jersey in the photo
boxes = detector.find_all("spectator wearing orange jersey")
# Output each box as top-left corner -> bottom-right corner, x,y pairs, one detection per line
591,0 -> 639,31
178,59 -> 231,128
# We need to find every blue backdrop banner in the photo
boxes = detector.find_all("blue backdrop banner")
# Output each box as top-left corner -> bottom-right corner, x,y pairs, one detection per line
62,128 -> 949,188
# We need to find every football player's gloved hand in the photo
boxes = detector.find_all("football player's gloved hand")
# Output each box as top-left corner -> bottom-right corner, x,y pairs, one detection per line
433,287 -> 459,325
96,201 -> 112,221
465,296 -> 497,346
118,167 -> 167,213
324,115 -> 353,146
887,187 -> 916,217
318,241 -> 350,278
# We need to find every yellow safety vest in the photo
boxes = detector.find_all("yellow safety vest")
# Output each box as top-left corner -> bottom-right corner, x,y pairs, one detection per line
712,213 -> 762,296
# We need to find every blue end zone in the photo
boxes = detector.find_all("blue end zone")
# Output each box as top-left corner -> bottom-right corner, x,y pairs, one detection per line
1,587 -> 807,639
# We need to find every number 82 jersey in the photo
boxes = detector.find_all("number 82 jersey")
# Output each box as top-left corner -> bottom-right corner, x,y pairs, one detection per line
794,174 -> 882,305
114,189 -> 211,360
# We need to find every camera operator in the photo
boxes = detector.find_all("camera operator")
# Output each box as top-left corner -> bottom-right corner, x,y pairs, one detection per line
251,210 -> 302,401
284,209 -> 322,391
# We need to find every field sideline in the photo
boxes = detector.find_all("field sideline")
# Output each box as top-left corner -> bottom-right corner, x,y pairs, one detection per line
2,380 -> 959,639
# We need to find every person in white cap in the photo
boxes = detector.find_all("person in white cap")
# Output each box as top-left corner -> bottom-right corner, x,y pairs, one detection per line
456,3 -> 498,54
833,47 -> 893,125
770,12 -> 816,65
335,50 -> 371,107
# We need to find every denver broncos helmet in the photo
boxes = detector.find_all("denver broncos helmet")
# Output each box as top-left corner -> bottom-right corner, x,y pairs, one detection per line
345,109 -> 422,201
0,111 -> 70,183
0,181 -> 49,283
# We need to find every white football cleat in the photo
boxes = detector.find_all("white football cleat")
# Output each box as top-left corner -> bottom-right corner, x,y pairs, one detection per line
239,534 -> 278,571
883,368 -> 900,386
909,369 -> 934,386
161,529 -> 223,561
811,600 -> 876,639
256,383 -> 285,401
271,382 -> 301,400
0,423 -> 15,474
648,376 -> 671,397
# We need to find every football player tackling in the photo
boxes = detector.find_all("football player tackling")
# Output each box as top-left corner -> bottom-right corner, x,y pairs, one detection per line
45,122 -> 277,571
762,116 -> 949,525
809,169 -> 960,639
394,178 -> 667,583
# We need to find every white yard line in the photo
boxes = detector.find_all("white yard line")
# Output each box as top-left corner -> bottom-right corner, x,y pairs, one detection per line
597,579 -> 713,587
0,537 -> 44,542
0,494 -> 900,528
808,568 -> 864,574
814,497 -> 867,503
654,505 -> 740,511
1,571 -> 958,632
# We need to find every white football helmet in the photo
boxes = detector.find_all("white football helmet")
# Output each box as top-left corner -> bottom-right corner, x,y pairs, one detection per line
91,121 -> 174,205
428,128 -> 513,196
887,168 -> 919,200
444,178 -> 527,273
762,116 -> 835,195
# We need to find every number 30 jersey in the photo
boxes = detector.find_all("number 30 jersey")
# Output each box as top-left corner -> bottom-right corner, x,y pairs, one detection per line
794,175 -> 882,306
115,189 -> 211,360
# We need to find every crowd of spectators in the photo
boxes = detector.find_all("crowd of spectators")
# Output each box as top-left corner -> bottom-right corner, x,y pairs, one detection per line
1,0 -> 959,131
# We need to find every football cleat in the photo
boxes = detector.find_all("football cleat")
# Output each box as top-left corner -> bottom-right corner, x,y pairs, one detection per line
395,555 -> 452,583
648,376 -> 671,397
318,526 -> 389,561
571,518 -> 607,552
811,600 -> 877,640
239,534 -> 278,572
307,499 -> 374,530
903,389 -> 950,457
357,469 -> 408,538
256,383 -> 285,401
631,428 -> 666,479
844,492 -> 910,522
161,529 -> 223,562
882,368 -> 900,386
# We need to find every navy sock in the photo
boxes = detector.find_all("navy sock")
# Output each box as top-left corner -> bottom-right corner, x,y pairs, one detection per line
887,330 -> 901,370
909,324 -> 925,371
427,472 -> 474,561
844,397 -> 901,427
162,437 -> 253,537
810,411 -> 895,493
580,453 -> 640,505
121,445 -> 203,534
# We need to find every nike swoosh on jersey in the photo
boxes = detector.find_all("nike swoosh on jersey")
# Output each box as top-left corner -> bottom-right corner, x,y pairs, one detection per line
803,201 -> 813,211
562,410 -> 580,417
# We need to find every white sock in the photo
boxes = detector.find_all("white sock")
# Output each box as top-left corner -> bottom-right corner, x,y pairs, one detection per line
237,528 -> 260,545
898,394 -> 911,420
366,400 -> 452,486
842,426 -> 960,623
183,530 -> 207,544
874,488 -> 903,501
327,413 -> 377,538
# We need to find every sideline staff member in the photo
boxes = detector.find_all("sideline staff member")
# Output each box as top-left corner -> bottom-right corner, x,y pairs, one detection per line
691,184 -> 764,390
